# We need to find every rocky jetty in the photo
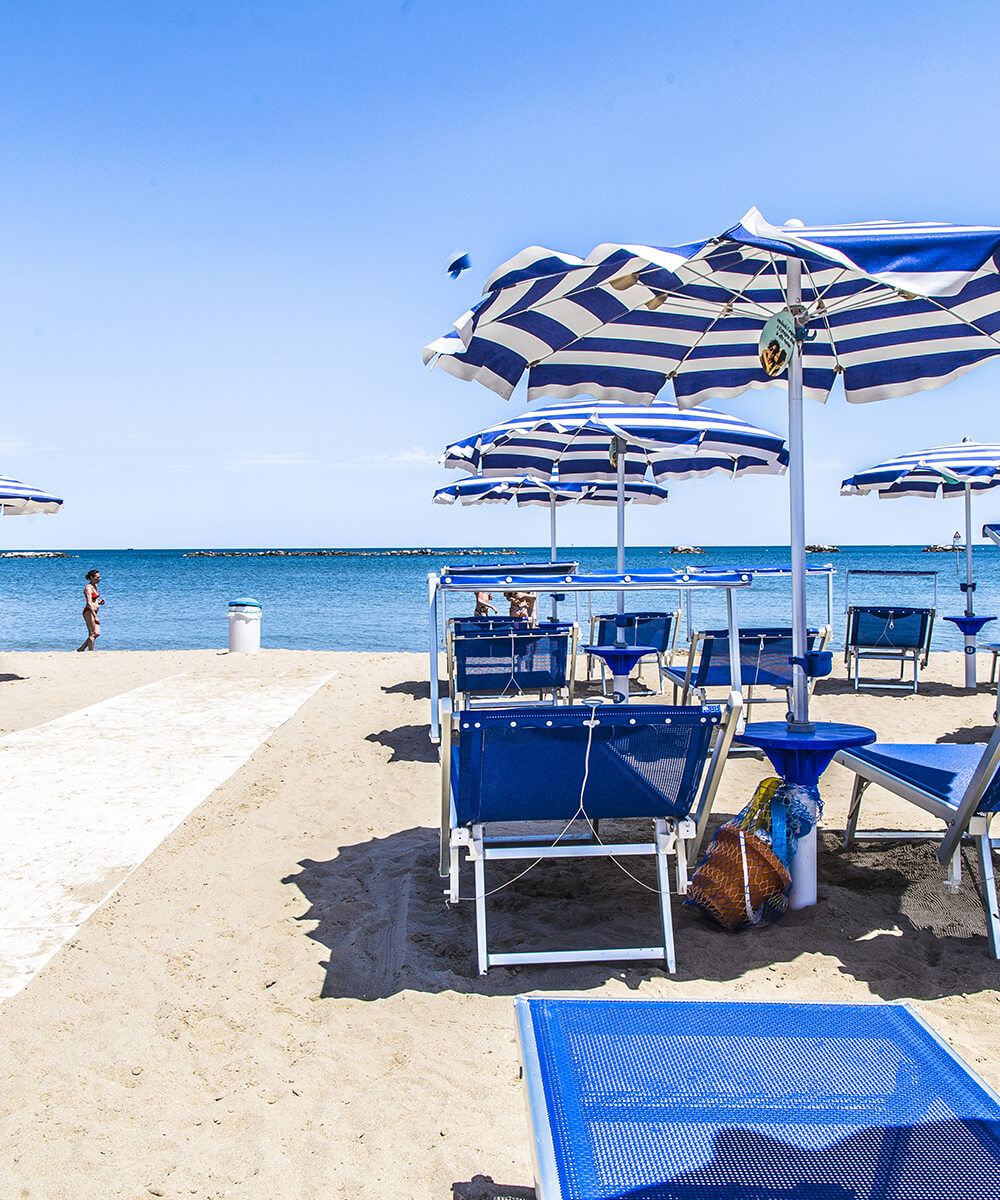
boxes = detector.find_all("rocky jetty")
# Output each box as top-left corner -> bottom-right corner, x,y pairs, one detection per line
806,544 -> 840,552
669,545 -> 705,554
182,548 -> 518,559
923,544 -> 963,552
0,551 -> 72,558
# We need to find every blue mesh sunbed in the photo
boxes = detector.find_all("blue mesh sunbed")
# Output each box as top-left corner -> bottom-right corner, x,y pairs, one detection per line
836,723 -> 1000,957
439,700 -> 740,974
448,627 -> 577,708
845,606 -> 935,692
663,627 -> 826,717
515,996 -> 1000,1199
587,611 -> 681,694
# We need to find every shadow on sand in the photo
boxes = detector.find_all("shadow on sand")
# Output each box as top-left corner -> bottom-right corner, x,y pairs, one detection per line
365,724 -> 440,763
814,676 -> 992,701
382,679 -> 434,701
283,822 -> 997,1004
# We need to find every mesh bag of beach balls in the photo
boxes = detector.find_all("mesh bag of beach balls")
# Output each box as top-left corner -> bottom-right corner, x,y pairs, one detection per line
686,777 -> 819,930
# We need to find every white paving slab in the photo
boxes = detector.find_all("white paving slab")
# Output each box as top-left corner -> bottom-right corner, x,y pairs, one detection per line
0,669 -> 333,1000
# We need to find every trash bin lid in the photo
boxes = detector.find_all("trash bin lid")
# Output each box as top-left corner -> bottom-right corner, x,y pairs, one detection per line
229,597 -> 262,609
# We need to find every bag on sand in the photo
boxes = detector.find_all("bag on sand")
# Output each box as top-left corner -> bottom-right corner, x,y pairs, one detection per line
686,776 -> 819,931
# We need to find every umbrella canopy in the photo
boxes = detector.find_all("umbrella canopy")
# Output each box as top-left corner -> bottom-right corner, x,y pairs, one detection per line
426,209 -> 1000,725
0,474 -> 63,516
842,440 -> 1000,686
443,399 -> 786,635
434,475 -> 669,619
433,474 -> 670,507
441,398 -> 788,484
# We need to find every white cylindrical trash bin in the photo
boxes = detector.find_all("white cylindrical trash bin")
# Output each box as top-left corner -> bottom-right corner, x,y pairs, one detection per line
228,598 -> 262,653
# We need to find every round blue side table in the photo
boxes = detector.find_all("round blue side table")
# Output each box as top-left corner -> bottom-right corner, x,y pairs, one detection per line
583,644 -> 656,703
943,615 -> 996,688
734,721 -> 877,909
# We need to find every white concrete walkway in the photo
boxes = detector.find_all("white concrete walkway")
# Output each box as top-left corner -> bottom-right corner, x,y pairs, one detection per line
0,669 -> 333,1000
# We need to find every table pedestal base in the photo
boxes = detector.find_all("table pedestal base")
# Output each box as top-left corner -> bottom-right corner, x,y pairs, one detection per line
734,722 -> 877,910
944,615 -> 996,688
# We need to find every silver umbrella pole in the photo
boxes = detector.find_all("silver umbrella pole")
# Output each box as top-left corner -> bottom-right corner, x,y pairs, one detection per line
787,256 -> 811,730
550,495 -> 559,620
616,437 -> 626,646
963,482 -> 978,687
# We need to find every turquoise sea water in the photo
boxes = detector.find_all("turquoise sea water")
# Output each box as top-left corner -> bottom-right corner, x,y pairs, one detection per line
0,545 -> 996,653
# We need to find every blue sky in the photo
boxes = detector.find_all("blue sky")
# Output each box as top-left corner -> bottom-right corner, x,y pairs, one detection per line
3,0 -> 1000,549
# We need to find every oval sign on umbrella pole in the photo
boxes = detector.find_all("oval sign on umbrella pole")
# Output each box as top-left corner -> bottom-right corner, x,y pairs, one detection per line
759,310 -> 796,378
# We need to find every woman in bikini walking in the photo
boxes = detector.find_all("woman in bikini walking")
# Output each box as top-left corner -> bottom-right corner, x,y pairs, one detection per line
77,568 -> 105,651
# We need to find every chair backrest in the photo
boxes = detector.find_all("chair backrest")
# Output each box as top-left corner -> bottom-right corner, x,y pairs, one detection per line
452,704 -> 721,825
693,629 -> 816,689
452,631 -> 571,696
847,606 -> 933,651
591,612 -> 675,653
451,616 -> 531,636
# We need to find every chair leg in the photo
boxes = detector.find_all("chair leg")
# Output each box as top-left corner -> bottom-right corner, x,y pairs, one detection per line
472,826 -> 489,975
945,849 -> 962,894
991,650 -> 999,687
675,823 -> 689,895
843,776 -> 869,847
654,819 -> 676,974
449,844 -> 460,904
975,831 -> 1000,959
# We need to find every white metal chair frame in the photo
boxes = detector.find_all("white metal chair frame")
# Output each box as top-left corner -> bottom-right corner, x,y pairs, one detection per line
836,724 -> 1000,958
439,693 -> 741,975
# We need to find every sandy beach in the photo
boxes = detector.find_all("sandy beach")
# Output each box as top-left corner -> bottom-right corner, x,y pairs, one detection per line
1,647 -> 999,1199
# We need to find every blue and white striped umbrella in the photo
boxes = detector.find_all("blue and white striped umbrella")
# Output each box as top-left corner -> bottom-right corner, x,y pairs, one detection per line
841,442 -> 1000,500
434,474 -> 669,584
0,474 -> 63,516
433,474 -> 670,507
425,209 -> 1000,409
426,209 -> 1000,724
842,441 -> 1000,686
441,398 -> 788,485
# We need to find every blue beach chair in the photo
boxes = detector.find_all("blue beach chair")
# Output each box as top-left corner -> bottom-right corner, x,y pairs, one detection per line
585,610 -> 680,694
663,626 -> 826,718
447,626 -> 577,712
515,996 -> 1000,1200
845,605 -> 935,692
836,723 -> 1000,957
439,697 -> 740,974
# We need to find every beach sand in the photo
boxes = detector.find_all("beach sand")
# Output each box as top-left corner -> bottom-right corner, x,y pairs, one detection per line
1,648 -> 999,1199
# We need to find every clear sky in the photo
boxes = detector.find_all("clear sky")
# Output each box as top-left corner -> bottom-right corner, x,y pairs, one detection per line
3,0 -> 1000,550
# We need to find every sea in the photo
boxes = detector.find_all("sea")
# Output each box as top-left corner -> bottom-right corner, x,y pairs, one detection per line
1,544 -> 997,654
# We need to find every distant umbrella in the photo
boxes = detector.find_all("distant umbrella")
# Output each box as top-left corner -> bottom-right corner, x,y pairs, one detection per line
445,251 -> 471,279
443,399 -> 785,634
0,474 -> 63,516
434,472 -> 668,562
843,440 -> 1000,686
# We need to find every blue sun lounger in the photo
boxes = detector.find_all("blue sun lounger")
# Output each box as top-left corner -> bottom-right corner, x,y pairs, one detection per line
663,626 -> 826,717
845,605 -> 935,692
515,996 -> 1000,1200
439,697 -> 739,974
836,723 -> 1000,957
447,625 -> 578,711
585,611 -> 681,694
